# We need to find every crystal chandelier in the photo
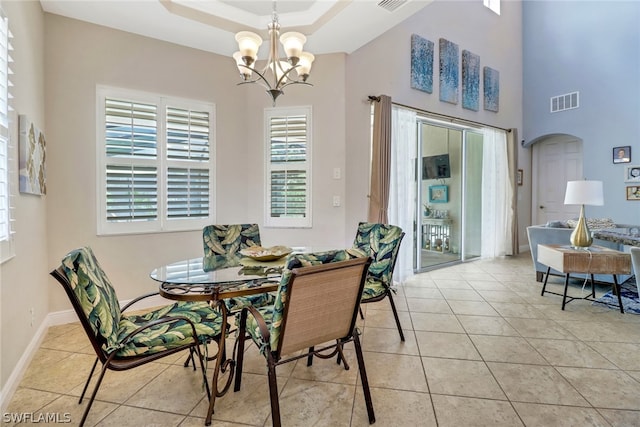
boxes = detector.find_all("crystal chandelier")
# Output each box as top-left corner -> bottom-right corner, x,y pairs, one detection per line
232,3 -> 315,105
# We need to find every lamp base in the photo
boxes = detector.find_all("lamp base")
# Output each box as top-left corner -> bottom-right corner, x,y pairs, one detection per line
569,205 -> 593,249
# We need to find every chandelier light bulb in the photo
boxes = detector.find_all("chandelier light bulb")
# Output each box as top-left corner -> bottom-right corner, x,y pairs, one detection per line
235,31 -> 262,65
280,32 -> 306,65
233,51 -> 253,80
297,52 -> 315,80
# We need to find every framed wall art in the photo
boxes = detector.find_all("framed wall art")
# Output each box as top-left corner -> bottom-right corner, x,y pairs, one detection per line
462,49 -> 480,111
626,186 -> 640,200
428,185 -> 448,203
410,34 -> 434,93
613,146 -> 631,163
439,38 -> 459,104
19,115 -> 47,195
483,66 -> 500,112
624,165 -> 640,183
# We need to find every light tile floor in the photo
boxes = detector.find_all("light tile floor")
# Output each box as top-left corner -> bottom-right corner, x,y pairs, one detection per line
6,254 -> 640,426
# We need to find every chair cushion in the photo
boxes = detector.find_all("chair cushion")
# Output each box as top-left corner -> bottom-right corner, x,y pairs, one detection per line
116,301 -> 224,357
61,247 -> 122,352
242,306 -> 275,355
351,222 -> 404,292
203,224 -> 261,269
361,277 -> 388,300
225,292 -> 277,312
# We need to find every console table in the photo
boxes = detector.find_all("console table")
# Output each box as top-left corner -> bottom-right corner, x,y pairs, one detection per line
538,244 -> 632,313
422,217 -> 452,252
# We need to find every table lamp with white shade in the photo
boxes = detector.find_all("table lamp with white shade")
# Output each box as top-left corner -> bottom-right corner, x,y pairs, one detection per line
563,180 -> 604,248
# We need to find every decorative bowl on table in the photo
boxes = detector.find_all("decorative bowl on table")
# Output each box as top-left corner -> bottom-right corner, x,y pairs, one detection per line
239,245 -> 293,261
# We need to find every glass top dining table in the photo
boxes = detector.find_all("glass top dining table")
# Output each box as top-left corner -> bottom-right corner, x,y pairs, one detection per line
149,257 -> 286,302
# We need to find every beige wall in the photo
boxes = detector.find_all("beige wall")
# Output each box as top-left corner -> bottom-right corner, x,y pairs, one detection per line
345,0 -> 527,246
1,0 -> 527,399
1,0 -> 47,392
43,14 -> 350,315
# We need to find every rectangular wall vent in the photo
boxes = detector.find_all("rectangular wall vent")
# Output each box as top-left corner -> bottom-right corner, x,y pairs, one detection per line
377,0 -> 407,12
550,91 -> 579,113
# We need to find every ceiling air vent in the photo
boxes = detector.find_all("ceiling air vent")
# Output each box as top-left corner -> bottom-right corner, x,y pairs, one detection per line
550,91 -> 579,113
377,0 -> 407,12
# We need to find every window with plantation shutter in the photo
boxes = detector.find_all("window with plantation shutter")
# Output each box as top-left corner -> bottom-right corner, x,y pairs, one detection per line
97,87 -> 214,235
265,107 -> 312,228
0,10 -> 14,263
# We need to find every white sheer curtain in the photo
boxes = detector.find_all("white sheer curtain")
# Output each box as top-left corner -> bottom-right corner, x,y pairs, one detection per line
481,128 -> 514,258
388,106 -> 417,282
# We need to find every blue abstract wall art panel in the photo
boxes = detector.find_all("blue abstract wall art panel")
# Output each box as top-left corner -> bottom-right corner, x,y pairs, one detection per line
410,34 -> 434,93
439,38 -> 459,104
483,66 -> 500,112
462,50 -> 480,111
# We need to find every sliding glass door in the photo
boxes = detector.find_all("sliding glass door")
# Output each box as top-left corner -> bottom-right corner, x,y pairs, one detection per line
461,131 -> 483,261
415,120 -> 482,271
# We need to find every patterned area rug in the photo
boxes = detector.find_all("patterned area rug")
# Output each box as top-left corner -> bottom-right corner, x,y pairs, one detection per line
594,276 -> 640,314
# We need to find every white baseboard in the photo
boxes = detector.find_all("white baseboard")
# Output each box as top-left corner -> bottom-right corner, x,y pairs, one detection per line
0,293 -> 170,412
519,244 -> 530,254
0,319 -> 49,413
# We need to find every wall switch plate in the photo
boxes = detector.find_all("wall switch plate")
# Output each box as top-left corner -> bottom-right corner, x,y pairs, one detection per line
333,168 -> 341,179
332,195 -> 341,207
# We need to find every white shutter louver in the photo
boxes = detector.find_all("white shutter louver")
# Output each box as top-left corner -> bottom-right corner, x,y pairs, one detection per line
265,108 -> 312,227
106,165 -> 158,221
98,89 -> 214,234
167,167 -> 209,218
166,106 -> 210,220
270,170 -> 306,217
166,107 -> 210,161
0,11 -> 12,252
105,99 -> 157,158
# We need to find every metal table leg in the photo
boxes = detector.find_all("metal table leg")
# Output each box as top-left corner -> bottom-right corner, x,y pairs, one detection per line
561,273 -> 570,310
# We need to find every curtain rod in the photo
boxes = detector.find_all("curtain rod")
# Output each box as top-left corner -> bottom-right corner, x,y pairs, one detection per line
368,95 -> 511,133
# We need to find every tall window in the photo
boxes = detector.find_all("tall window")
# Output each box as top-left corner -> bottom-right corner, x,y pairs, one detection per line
0,10 -> 13,263
265,106 -> 312,228
97,87 -> 214,235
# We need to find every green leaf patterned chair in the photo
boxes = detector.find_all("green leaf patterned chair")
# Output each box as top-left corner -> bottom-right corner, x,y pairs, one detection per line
202,223 -> 275,311
233,250 -> 375,427
350,222 -> 406,341
202,223 -> 262,269
50,247 -> 224,427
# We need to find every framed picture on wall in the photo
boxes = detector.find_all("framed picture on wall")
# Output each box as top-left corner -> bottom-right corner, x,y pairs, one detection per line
624,165 -> 640,182
627,186 -> 640,201
428,185 -> 448,203
613,146 -> 631,163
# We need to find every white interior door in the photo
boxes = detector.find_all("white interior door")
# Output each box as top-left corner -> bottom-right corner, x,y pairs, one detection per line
532,136 -> 583,224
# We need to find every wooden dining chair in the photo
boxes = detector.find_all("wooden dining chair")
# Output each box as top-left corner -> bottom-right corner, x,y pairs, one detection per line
349,222 -> 406,341
50,247 -> 224,427
233,250 -> 375,427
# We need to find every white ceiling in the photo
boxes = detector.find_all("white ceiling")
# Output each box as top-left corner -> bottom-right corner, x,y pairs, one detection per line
40,0 -> 433,56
